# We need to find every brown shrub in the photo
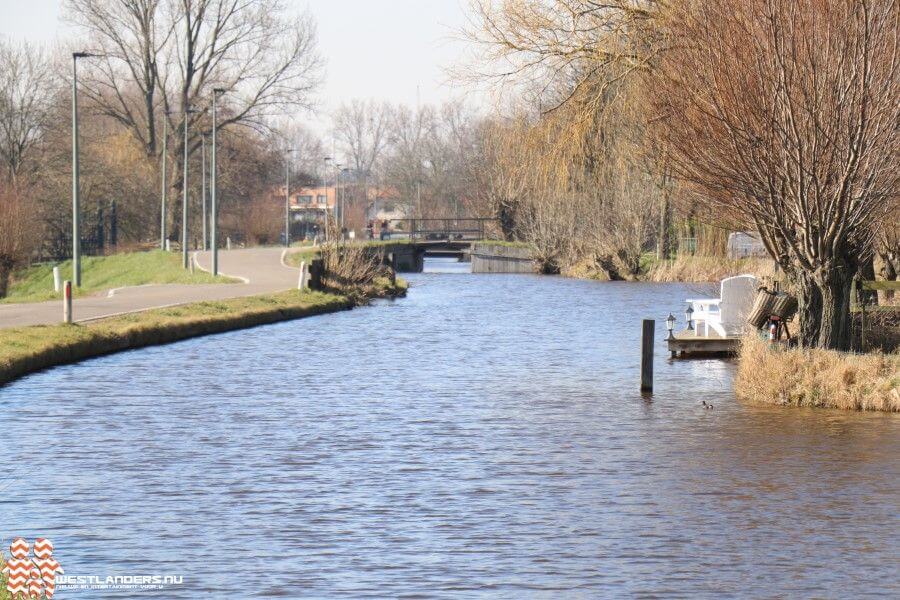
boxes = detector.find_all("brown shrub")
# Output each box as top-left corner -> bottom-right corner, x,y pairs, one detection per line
736,335 -> 900,412
319,224 -> 389,296
0,184 -> 39,297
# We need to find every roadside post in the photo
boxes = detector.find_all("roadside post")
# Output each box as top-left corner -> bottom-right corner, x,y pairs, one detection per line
641,319 -> 654,393
63,281 -> 73,324
53,266 -> 61,292
298,261 -> 309,290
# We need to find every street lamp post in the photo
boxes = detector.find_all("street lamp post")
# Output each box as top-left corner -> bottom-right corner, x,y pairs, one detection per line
340,167 -> 350,231
322,156 -> 332,238
181,106 -> 198,269
284,148 -> 296,247
211,88 -> 225,276
71,52 -> 95,287
334,163 -> 343,233
201,132 -> 208,251
160,114 -> 169,250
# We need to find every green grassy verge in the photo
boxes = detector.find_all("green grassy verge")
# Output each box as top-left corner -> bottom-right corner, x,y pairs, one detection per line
0,290 -> 351,387
3,250 -> 237,304
284,247 -> 320,268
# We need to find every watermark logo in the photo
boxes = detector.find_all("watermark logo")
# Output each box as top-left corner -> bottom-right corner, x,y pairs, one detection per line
3,538 -> 183,596
2,537 -> 64,599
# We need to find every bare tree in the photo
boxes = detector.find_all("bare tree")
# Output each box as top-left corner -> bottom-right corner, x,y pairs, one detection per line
332,99 -> 391,176
653,0 -> 899,349
0,39 -> 56,185
65,0 -> 324,157
65,0 -> 170,156
383,104 -> 433,217
463,0 -> 662,113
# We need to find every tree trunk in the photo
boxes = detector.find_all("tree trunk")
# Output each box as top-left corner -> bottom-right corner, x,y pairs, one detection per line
657,194 -> 671,260
796,266 -> 854,350
0,259 -> 12,298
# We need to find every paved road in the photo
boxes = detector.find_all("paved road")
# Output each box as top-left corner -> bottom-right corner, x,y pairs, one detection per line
0,248 -> 299,329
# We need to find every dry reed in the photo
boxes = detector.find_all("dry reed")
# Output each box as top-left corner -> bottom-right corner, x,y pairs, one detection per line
736,335 -> 900,412
648,256 -> 776,283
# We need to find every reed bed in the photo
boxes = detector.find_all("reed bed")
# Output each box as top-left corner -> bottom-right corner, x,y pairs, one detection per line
736,335 -> 900,412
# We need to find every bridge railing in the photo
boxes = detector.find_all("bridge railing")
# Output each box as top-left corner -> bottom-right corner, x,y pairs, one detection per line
386,218 -> 499,241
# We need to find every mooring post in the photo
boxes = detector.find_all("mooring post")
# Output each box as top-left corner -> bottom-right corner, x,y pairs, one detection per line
63,280 -> 73,324
641,319 -> 654,392
53,266 -> 61,292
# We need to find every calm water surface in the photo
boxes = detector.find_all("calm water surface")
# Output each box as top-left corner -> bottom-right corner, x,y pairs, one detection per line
2,258 -> 898,598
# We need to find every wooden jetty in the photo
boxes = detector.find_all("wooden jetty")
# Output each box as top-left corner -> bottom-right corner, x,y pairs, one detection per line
667,330 -> 741,357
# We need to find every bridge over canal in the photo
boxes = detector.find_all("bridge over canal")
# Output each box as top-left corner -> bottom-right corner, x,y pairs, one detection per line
375,218 -> 532,273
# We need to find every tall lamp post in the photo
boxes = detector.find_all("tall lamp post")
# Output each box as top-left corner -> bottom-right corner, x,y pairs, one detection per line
181,105 -> 200,269
201,132 -> 208,251
284,148 -> 296,247
211,88 -> 225,276
322,156 -> 332,238
72,51 -> 97,287
334,163 -> 343,232
340,167 -> 350,230
160,112 -> 169,250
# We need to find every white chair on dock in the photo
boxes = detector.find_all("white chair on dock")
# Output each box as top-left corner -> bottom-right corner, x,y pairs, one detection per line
688,275 -> 758,337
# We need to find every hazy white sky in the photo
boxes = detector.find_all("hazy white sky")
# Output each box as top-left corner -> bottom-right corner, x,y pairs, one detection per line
0,0 -> 479,127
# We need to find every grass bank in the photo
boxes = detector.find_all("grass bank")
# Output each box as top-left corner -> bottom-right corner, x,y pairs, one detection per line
736,335 -> 900,412
3,250 -> 236,304
0,290 -> 352,387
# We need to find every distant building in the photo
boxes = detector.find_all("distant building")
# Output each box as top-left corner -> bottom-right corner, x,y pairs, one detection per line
269,183 -> 410,239
364,187 -> 408,223
727,232 -> 768,259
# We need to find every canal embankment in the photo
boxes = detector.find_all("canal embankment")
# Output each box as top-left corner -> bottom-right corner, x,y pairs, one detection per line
471,242 -> 534,274
474,241 -> 776,282
0,282 -> 406,388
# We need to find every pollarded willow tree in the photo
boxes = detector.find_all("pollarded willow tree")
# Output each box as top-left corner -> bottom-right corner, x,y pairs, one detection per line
653,0 -> 899,350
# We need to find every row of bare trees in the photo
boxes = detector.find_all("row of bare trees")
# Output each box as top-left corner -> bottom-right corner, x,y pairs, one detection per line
327,99 -> 487,230
463,0 -> 899,350
0,0 -> 324,295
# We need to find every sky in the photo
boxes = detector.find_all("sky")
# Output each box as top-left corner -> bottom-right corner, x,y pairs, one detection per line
0,0 -> 481,129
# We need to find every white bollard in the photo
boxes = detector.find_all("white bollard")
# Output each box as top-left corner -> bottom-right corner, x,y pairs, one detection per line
53,266 -> 61,292
226,237 -> 232,251
297,261 -> 308,290
63,280 -> 73,324
165,239 -> 172,252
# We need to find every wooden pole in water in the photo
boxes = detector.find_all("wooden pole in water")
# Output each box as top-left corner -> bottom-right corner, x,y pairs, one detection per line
641,319 -> 654,392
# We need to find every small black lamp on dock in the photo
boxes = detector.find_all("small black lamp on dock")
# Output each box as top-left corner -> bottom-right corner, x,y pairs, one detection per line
666,313 -> 676,340
684,304 -> 694,331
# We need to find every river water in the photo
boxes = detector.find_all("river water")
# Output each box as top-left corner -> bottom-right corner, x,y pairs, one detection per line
2,259 -> 898,598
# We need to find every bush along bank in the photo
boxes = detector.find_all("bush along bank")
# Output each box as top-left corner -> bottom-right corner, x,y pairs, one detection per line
735,335 -> 900,412
0,287 -> 402,388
